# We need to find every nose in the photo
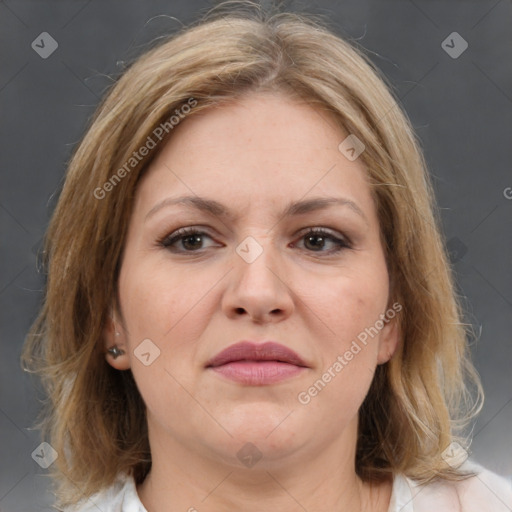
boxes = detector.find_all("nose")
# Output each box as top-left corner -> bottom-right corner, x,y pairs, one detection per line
221,238 -> 294,324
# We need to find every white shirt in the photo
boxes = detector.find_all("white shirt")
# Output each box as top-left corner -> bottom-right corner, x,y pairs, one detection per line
67,460 -> 512,512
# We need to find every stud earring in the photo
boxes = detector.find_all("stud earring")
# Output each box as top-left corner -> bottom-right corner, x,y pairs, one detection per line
107,346 -> 125,359
109,311 -> 124,358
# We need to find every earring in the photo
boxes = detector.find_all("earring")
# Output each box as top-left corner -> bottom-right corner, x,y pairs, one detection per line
107,346 -> 125,359
109,312 -> 124,358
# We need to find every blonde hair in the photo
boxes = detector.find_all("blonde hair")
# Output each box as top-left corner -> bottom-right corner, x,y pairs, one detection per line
21,1 -> 483,508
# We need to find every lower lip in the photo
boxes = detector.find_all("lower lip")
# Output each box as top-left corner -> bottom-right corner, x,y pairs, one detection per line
208,361 -> 306,385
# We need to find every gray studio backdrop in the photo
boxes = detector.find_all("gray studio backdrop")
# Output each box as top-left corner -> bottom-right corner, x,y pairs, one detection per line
1,1 -> 511,510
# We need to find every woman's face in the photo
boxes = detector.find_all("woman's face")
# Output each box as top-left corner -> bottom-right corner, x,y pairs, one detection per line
108,92 -> 399,469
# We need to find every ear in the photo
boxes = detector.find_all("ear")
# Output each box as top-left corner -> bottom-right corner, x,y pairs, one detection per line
103,307 -> 131,370
376,314 -> 400,365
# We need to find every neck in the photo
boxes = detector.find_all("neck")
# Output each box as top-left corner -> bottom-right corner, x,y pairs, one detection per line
136,417 -> 392,512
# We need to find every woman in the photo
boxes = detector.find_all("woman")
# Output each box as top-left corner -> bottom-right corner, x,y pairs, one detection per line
22,2 -> 512,511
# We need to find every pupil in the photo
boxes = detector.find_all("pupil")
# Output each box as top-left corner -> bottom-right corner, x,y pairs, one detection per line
306,235 -> 324,251
183,235 -> 202,250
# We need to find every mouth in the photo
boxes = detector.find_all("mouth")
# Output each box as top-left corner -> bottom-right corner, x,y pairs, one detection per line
205,341 -> 309,386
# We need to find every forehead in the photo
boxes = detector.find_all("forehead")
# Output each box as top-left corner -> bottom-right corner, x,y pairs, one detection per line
134,92 -> 376,224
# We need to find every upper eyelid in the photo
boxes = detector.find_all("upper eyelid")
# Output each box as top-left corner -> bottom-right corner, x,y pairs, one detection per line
295,226 -> 348,237
163,225 -> 346,239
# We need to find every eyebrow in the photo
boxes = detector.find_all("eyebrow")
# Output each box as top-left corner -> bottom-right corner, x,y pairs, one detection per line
145,195 -> 369,225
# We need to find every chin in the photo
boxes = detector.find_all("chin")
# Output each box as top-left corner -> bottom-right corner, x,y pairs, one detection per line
210,403 -> 305,459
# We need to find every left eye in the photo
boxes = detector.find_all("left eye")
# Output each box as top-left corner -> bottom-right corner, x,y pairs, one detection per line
292,228 -> 351,253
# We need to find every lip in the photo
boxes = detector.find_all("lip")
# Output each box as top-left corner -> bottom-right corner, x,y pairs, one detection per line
205,341 -> 309,386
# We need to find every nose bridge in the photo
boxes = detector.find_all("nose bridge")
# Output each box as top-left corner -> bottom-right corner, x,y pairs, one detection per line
234,233 -> 281,288
222,232 -> 293,321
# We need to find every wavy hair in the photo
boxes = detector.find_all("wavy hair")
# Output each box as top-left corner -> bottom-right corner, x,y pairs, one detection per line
21,1 -> 483,508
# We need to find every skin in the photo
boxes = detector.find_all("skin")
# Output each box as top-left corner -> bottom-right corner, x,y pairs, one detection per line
104,91 -> 400,512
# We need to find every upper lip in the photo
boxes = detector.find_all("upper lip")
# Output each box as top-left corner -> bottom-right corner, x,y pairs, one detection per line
205,341 -> 308,368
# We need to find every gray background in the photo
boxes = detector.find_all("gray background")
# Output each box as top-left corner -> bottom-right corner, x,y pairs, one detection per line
1,0 -> 511,510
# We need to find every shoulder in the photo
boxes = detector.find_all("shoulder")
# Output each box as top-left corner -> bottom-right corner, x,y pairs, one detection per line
454,462 -> 512,512
62,473 -> 147,512
393,460 -> 512,512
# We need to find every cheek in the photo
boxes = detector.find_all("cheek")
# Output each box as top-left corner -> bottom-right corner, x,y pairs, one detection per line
119,258 -> 202,336
117,260 -> 208,417
299,288 -> 385,425
300,262 -> 389,407
118,257 -> 219,383
308,268 -> 389,340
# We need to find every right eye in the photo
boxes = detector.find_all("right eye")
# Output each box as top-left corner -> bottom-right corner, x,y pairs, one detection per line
160,227 -> 220,253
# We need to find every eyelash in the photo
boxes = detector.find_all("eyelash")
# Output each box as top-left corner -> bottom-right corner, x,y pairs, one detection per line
160,226 -> 352,255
